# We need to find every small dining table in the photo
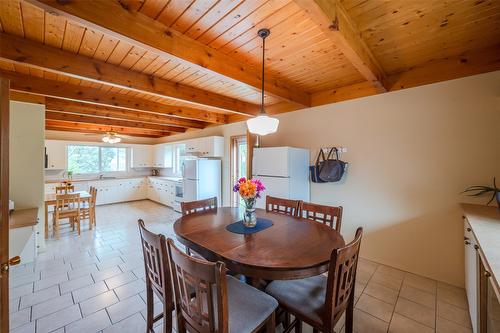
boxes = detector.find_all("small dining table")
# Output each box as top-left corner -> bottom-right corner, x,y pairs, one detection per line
44,190 -> 91,239
174,207 -> 345,281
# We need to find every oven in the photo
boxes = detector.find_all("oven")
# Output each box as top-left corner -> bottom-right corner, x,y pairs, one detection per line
173,181 -> 183,212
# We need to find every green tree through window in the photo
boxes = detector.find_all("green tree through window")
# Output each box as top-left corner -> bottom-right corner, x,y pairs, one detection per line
67,145 -> 127,174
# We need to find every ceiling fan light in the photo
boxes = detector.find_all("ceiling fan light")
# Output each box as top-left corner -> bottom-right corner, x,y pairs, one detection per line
246,115 -> 279,136
102,136 -> 110,143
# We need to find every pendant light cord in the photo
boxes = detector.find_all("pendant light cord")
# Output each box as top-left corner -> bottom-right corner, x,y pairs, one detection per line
261,33 -> 266,115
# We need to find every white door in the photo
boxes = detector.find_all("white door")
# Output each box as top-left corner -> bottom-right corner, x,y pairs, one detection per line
255,176 -> 290,209
253,147 -> 289,177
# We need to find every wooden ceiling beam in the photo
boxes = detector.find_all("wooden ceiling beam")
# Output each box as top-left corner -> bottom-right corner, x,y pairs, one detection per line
45,119 -> 170,137
294,0 -> 388,92
26,0 -> 311,107
44,98 -> 193,131
1,71 -> 207,129
0,32 -> 251,118
45,126 -> 163,138
45,111 -> 185,133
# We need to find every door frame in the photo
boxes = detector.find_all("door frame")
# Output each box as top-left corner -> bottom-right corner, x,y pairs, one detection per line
0,78 -> 10,332
230,135 -> 247,207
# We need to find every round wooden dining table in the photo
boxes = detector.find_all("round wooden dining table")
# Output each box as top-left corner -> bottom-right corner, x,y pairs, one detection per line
173,207 -> 345,281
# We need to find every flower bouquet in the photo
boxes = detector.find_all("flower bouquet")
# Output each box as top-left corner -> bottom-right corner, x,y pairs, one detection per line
233,177 -> 265,227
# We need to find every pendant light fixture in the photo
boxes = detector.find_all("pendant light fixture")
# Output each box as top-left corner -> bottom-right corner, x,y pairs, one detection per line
246,28 -> 279,136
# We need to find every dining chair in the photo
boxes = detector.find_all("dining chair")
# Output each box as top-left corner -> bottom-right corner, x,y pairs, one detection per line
53,193 -> 81,238
167,238 -> 278,333
81,186 -> 97,230
181,197 -> 218,257
265,227 -> 363,333
300,202 -> 343,232
138,220 -> 174,333
181,197 -> 218,216
265,196 -> 301,217
55,184 -> 75,194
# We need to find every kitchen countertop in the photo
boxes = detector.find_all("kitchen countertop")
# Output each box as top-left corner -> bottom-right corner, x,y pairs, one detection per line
461,203 -> 500,296
153,176 -> 183,182
45,176 -> 150,184
10,208 -> 38,229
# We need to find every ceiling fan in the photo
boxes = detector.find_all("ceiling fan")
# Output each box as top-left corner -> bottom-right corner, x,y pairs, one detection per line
83,131 -> 132,143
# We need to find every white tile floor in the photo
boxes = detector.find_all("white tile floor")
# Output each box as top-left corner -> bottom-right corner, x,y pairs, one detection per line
9,200 -> 472,333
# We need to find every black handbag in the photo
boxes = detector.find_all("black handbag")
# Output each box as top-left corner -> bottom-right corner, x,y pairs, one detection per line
318,148 -> 346,182
310,149 -> 327,183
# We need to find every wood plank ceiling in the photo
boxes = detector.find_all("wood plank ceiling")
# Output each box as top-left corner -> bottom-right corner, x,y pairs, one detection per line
0,0 -> 499,138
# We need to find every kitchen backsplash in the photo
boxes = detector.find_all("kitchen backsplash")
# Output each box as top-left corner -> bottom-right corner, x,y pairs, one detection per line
44,168 -> 153,182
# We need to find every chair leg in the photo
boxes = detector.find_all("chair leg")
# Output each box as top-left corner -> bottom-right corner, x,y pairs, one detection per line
295,319 -> 302,333
162,306 -> 172,333
312,329 -> 319,333
146,286 -> 154,332
265,312 -> 275,333
176,314 -> 186,333
345,294 -> 354,333
77,217 -> 81,236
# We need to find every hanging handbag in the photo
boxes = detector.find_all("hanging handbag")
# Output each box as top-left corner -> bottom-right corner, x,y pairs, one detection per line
310,149 -> 327,183
318,148 -> 346,182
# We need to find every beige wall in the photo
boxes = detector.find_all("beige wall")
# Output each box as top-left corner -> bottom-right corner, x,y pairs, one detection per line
9,101 -> 45,251
160,71 -> 500,286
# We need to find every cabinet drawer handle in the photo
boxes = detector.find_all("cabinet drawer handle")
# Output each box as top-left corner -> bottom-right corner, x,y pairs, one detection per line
466,227 -> 471,232
464,236 -> 469,241
485,271 -> 491,278
474,245 -> 479,250
464,241 -> 470,245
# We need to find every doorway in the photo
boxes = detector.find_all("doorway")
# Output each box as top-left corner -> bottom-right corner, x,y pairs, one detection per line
230,136 -> 247,207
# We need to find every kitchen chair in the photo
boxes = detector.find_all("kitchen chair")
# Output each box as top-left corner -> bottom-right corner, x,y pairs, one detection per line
138,220 -> 174,333
81,186 -> 97,230
55,184 -> 74,194
265,227 -> 363,333
181,197 -> 218,216
167,238 -> 278,333
300,202 -> 343,232
53,193 -> 81,238
265,196 -> 301,217
181,197 -> 218,257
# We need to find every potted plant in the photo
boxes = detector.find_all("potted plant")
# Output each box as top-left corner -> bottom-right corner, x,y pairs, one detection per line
462,177 -> 500,210
233,177 -> 265,227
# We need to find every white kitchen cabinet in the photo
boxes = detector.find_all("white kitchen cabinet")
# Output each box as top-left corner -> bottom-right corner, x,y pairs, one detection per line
45,140 -> 67,170
131,145 -> 153,168
153,144 -> 166,168
184,136 -> 224,157
164,145 -> 174,168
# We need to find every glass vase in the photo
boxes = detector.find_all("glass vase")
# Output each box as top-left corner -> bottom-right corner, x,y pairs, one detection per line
243,199 -> 257,228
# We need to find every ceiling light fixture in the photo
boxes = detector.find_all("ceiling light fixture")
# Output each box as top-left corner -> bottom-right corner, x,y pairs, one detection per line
102,132 -> 122,144
246,28 -> 279,136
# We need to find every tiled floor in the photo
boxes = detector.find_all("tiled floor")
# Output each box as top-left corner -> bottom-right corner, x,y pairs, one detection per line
9,200 -> 472,333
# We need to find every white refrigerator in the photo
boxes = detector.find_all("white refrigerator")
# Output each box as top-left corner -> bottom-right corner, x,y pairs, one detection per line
183,159 -> 221,205
252,147 -> 310,209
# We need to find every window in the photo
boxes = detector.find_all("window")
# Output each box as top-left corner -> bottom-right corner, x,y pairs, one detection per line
67,145 -> 127,174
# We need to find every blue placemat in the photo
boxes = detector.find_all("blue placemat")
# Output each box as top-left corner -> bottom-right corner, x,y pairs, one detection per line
226,218 -> 273,234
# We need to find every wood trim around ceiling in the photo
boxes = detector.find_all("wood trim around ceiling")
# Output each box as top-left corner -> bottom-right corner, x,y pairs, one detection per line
294,0 -> 388,92
0,33 -> 257,117
45,119 -> 171,137
43,98 -> 199,130
45,126 -> 163,138
45,111 -> 186,133
1,71 -> 208,129
26,0 -> 311,107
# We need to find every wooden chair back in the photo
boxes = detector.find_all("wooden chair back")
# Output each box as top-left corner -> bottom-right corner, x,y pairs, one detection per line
138,220 -> 173,305
324,227 -> 363,332
90,186 -> 97,206
55,193 -> 80,216
56,184 -> 74,194
181,197 -> 218,216
300,202 -> 343,232
167,238 -> 228,333
265,195 -> 301,217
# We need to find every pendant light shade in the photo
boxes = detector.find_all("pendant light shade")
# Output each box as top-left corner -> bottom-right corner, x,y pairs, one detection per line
247,28 -> 279,136
246,115 -> 279,136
